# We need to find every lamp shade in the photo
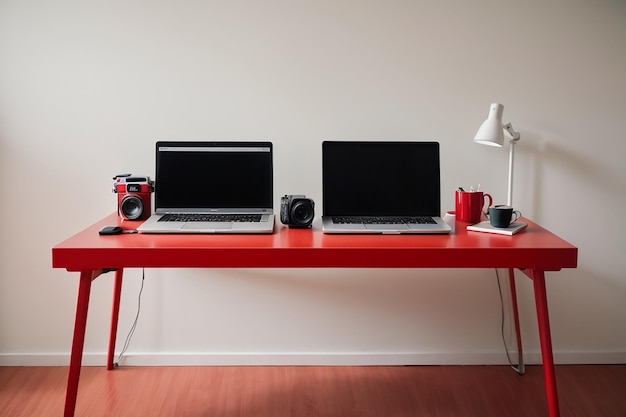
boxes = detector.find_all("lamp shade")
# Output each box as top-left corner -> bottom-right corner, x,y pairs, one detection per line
474,103 -> 504,147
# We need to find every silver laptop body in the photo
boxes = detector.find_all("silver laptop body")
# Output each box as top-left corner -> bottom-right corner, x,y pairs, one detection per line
138,141 -> 275,234
321,141 -> 451,234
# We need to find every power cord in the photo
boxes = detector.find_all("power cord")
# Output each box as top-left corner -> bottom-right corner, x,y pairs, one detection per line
495,268 -> 524,375
114,268 -> 146,367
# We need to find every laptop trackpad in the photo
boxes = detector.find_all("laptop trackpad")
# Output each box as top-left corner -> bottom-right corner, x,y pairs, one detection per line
181,222 -> 233,230
364,224 -> 409,231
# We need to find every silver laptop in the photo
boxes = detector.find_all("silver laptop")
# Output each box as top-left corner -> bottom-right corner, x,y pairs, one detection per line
321,141 -> 451,234
138,141 -> 275,234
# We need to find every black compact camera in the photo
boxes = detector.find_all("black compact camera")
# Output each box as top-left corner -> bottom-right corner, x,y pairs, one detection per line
113,174 -> 154,221
280,195 -> 315,228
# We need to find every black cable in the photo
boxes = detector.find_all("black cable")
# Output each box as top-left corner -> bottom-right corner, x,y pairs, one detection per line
114,268 -> 145,367
495,268 -> 523,374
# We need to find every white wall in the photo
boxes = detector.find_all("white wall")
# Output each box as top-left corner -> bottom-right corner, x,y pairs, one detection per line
1,0 -> 625,366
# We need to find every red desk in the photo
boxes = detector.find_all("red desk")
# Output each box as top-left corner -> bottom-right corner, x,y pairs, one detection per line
52,214 -> 577,417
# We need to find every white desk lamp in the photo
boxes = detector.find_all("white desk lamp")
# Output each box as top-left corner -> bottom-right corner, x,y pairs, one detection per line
474,102 -> 525,375
474,103 -> 520,206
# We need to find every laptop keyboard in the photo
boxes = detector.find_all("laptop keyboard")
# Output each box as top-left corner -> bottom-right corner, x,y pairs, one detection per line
332,216 -> 436,224
159,214 -> 262,223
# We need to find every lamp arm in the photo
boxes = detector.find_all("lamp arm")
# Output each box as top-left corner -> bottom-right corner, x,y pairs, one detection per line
507,140 -> 515,207
504,122 -> 519,206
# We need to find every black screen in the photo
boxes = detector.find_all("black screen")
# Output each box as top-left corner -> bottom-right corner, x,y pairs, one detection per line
155,142 -> 273,211
322,141 -> 441,217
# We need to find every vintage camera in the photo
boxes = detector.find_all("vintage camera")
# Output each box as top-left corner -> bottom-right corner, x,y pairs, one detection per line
113,174 -> 154,221
280,194 -> 315,228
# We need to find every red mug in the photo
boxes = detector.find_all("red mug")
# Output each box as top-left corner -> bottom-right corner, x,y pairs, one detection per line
455,191 -> 493,223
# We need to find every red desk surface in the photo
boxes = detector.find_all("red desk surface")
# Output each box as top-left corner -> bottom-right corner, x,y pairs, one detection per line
52,214 -> 577,271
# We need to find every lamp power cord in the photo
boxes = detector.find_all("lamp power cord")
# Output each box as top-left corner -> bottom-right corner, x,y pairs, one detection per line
495,268 -> 524,375
114,268 -> 145,367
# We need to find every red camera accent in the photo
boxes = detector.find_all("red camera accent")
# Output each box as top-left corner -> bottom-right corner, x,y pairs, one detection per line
114,179 -> 153,221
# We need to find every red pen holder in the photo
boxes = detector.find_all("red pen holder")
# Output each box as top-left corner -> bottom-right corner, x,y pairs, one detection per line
455,191 -> 492,223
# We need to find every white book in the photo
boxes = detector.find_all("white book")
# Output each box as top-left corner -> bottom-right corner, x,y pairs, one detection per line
467,221 -> 528,236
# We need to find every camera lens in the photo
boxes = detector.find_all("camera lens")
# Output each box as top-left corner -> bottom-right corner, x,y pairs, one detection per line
120,195 -> 144,220
291,200 -> 314,226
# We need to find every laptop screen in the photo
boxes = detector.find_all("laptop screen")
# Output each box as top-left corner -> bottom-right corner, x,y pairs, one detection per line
322,141 -> 441,217
155,141 -> 273,212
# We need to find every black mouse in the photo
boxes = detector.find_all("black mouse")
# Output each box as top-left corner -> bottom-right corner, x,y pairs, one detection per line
99,226 -> 124,235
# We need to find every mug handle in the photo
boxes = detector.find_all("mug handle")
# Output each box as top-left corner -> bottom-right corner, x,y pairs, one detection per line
483,193 -> 493,215
511,210 -> 522,223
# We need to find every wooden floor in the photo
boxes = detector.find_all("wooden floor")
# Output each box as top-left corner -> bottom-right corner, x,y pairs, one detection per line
1,365 -> 625,417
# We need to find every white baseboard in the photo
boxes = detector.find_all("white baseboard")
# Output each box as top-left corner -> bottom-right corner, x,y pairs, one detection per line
1,351 -> 625,367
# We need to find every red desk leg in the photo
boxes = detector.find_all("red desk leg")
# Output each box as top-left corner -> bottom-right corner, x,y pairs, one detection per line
64,270 -> 94,417
107,269 -> 124,370
532,269 -> 561,417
